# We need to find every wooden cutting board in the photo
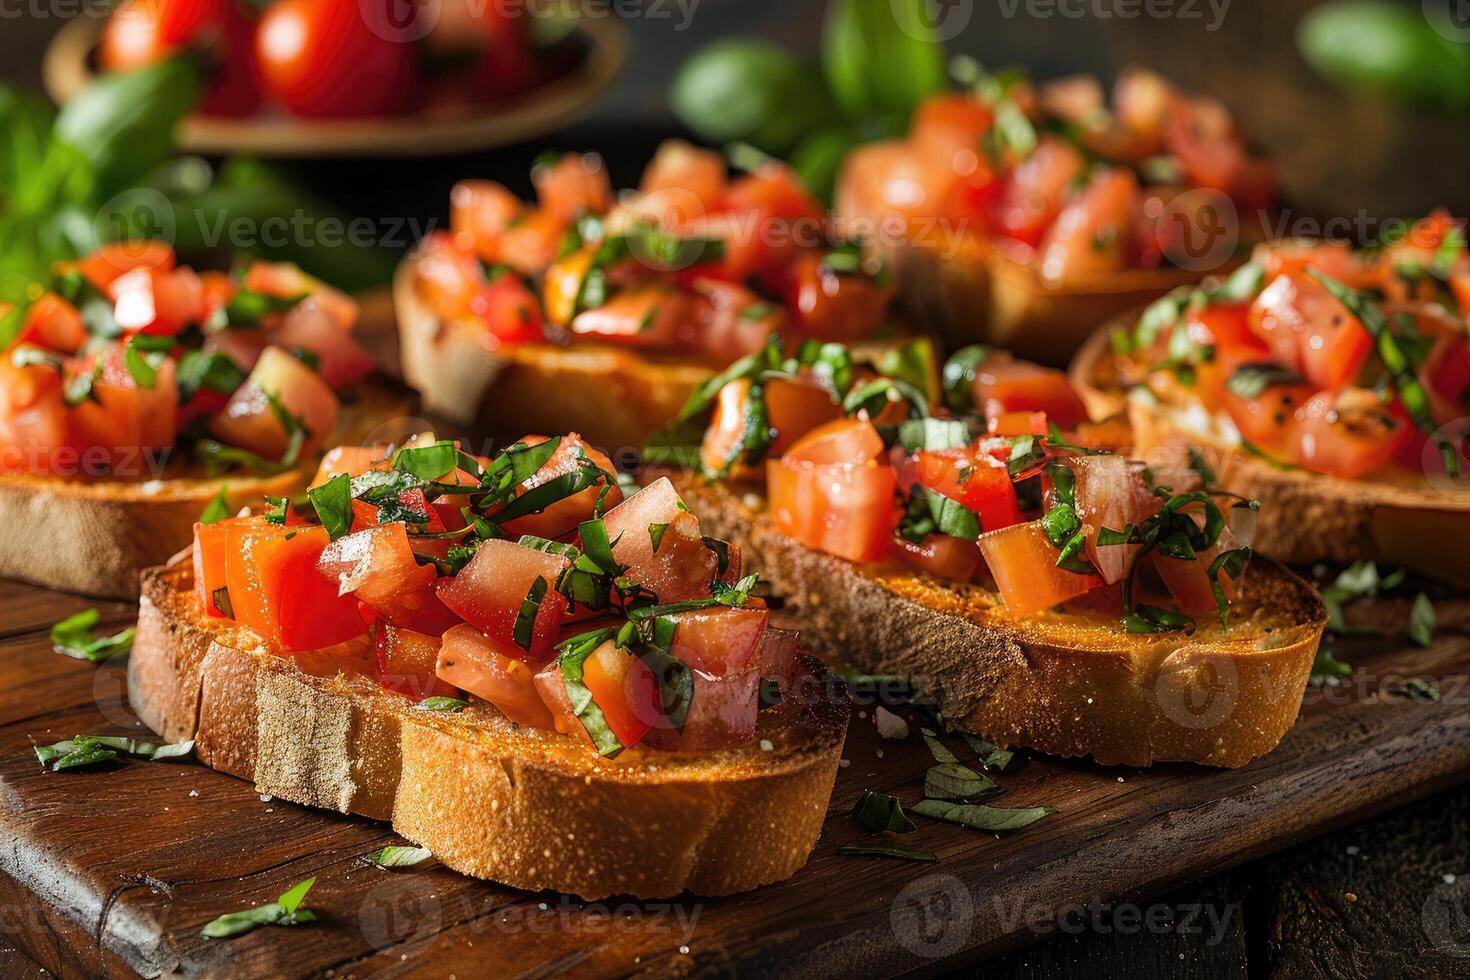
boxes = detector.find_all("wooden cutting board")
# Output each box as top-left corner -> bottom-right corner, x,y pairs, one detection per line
0,577 -> 1466,979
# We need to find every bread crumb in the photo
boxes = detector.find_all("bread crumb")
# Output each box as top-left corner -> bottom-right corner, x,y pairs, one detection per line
838,758 -> 850,768
259,794 -> 273,802
1444,874 -> 1458,884
759,739 -> 774,751
1346,845 -> 1360,855
188,789 -> 198,797
874,706 -> 909,740
679,946 -> 690,955
1345,892 -> 1357,902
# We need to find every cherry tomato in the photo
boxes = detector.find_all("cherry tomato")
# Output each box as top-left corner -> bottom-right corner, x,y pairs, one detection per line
493,432 -> 620,540
255,0 -> 418,118
101,0 -> 261,116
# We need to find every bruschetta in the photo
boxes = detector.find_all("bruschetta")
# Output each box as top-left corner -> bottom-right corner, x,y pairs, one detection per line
397,141 -> 899,449
836,64 -> 1275,362
130,431 -> 848,900
1070,213 -> 1470,583
0,243 -> 407,598
645,336 -> 1328,768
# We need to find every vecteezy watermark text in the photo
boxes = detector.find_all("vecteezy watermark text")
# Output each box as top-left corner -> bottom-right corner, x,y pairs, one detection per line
994,0 -> 1232,31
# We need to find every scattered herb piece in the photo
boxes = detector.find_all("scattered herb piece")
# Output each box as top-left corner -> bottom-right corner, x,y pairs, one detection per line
837,845 -> 938,863
924,763 -> 998,800
51,609 -> 134,663
851,790 -> 916,834
366,845 -> 432,868
413,696 -> 468,712
200,877 -> 317,939
1408,592 -> 1436,648
911,799 -> 1056,832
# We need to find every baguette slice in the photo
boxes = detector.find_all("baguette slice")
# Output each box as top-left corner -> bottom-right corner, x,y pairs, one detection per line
130,559 -> 849,901
669,473 -> 1328,769
0,379 -> 414,599
395,257 -> 712,451
1070,316 -> 1470,586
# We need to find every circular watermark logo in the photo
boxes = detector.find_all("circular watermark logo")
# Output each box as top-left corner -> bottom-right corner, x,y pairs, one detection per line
362,416 -> 443,449
93,187 -> 176,254
894,0 -> 974,43
890,873 -> 973,959
1152,649 -> 1240,731
1422,878 -> 1470,957
361,0 -> 438,43
358,877 -> 443,951
1424,420 -> 1470,494
1152,188 -> 1239,273
1424,0 -> 1470,43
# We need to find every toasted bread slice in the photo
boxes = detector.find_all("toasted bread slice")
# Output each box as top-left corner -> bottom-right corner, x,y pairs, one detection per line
669,473 -> 1328,769
395,257 -> 714,452
1070,316 -> 1470,586
0,379 -> 414,600
131,559 -> 848,900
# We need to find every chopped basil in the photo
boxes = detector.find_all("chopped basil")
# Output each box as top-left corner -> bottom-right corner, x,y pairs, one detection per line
1319,561 -> 1404,635
1408,592 -> 1436,648
837,845 -> 938,863
911,799 -> 1056,832
413,696 -> 468,712
199,486 -> 232,525
792,339 -> 855,397
262,495 -> 289,525
941,344 -> 991,413
175,350 -> 248,401
876,338 -> 940,403
1187,447 -> 1217,486
1005,434 -> 1047,478
898,485 -> 980,543
366,845 -> 432,868
35,734 -> 193,771
897,417 -> 969,454
920,728 -> 958,764
62,360 -> 102,407
393,441 -> 461,481
739,301 -> 779,321
201,877 -> 316,939
851,790 -> 916,834
51,609 -> 134,663
701,535 -> 732,574
1122,604 -> 1196,635
512,575 -> 550,652
960,733 -> 1018,772
556,629 -> 624,757
195,439 -> 297,477
1386,676 -> 1441,701
307,474 -> 353,541
223,289 -> 309,328
1208,547 -> 1253,629
638,646 -> 694,732
648,521 -> 670,553
1311,647 -> 1353,680
123,336 -> 168,387
924,763 -> 998,800
842,375 -> 930,419
1225,362 -> 1305,400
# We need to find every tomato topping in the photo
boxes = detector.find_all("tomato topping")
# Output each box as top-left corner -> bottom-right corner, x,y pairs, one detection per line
1248,273 -> 1371,390
270,301 -> 375,389
15,294 -> 86,354
255,0 -> 418,118
192,519 -> 236,617
473,271 -> 544,347
210,346 -> 338,461
223,521 -> 367,652
1037,168 -> 1138,285
570,287 -> 694,349
109,266 -> 204,337
493,433 -> 620,539
903,447 -> 1023,533
991,135 -> 1087,247
0,359 -> 66,474
309,445 -> 386,487
666,607 -> 768,677
1063,454 -> 1161,586
604,478 -> 727,602
534,152 -> 613,224
580,640 -> 658,748
1151,528 -> 1246,616
785,252 -> 893,342
435,539 -> 570,663
451,180 -> 523,261
769,418 -> 897,564
72,241 -> 176,292
377,624 -> 461,700
436,624 -> 555,728
317,523 -> 460,635
639,139 -> 727,213
888,533 -> 980,581
911,93 -> 993,174
972,354 -> 1089,429
977,520 -> 1101,615
1221,374 -> 1316,453
641,663 -> 760,753
1292,389 -> 1407,479
67,343 -> 179,465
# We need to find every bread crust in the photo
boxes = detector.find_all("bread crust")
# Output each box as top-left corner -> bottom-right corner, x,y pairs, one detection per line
395,257 -> 712,452
1070,315 -> 1470,585
130,561 -> 848,900
669,473 -> 1328,769
0,379 -> 415,599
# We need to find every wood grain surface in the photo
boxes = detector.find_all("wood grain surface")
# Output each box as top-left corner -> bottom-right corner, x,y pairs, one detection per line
0,579 -> 1465,978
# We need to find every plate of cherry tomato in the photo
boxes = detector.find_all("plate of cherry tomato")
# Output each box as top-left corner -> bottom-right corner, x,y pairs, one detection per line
44,0 -> 627,157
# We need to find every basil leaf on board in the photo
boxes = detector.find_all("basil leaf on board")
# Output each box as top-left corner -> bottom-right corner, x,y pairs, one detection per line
201,877 -> 317,939
911,799 -> 1056,832
1386,677 -> 1441,701
851,790 -> 917,834
306,473 -> 353,541
960,733 -> 1018,772
51,609 -> 134,663
413,696 -> 468,712
920,728 -> 958,765
924,763 -> 999,801
836,845 -> 939,863
367,845 -> 432,868
1408,592 -> 1436,648
1311,647 -> 1353,680
36,734 -> 193,771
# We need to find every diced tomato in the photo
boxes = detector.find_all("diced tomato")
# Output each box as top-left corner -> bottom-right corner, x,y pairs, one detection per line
496,208 -> 564,278
977,520 -> 1101,615
541,247 -> 594,327
1255,241 -> 1375,289
413,232 -> 485,318
912,93 -> 993,175
473,270 -> 544,347
834,141 -> 940,232
1222,373 -> 1316,453
903,447 -> 1023,533
666,607 -> 768,677
209,346 -> 338,461
1113,65 -> 1174,143
109,266 -> 204,337
317,523 -> 460,635
785,252 -> 893,342
766,376 -> 844,453
15,294 -> 86,354
493,433 -> 620,539
1037,167 -> 1138,285
192,519 -> 236,617
1291,389 -> 1408,479
569,287 -> 694,349
270,300 -> 375,388
533,152 -> 612,223
604,478 -> 726,602
641,662 -> 760,753
72,241 -> 175,291
768,418 -> 896,564
1248,273 -> 1371,390
1152,525 -> 1247,615
715,164 -> 823,279
67,343 -> 178,465
686,277 -> 781,363
223,521 -> 367,652
377,624 -> 461,700
533,658 -> 585,740
1425,337 -> 1470,426
1038,74 -> 1106,129
972,354 -> 1089,429
245,262 -> 358,331
436,623 -> 554,727
309,445 -> 386,487
888,533 -> 980,581
639,139 -> 727,212
435,539 -> 570,662
989,410 -> 1049,436
1063,454 -> 1161,586
580,639 -> 657,748
1164,96 -> 1245,196
991,135 -> 1087,247
450,180 -> 523,260
0,359 -> 67,474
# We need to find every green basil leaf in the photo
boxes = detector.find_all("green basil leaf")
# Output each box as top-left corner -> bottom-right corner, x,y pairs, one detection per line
1208,547 -> 1253,629
393,441 -> 461,481
911,799 -> 1056,832
959,733 -> 1018,772
199,486 -> 232,525
51,608 -> 134,663
924,762 -> 999,800
1408,592 -> 1436,649
851,790 -> 916,834
897,417 -> 970,453
512,575 -> 549,652
201,877 -> 315,939
1225,361 -> 1305,400
413,696 -> 468,712
367,845 -> 432,868
307,473 -> 353,541
836,845 -> 938,863
920,727 -> 958,764
941,344 -> 991,413
822,0 -> 946,121
1122,604 -> 1196,635
558,633 -> 624,758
